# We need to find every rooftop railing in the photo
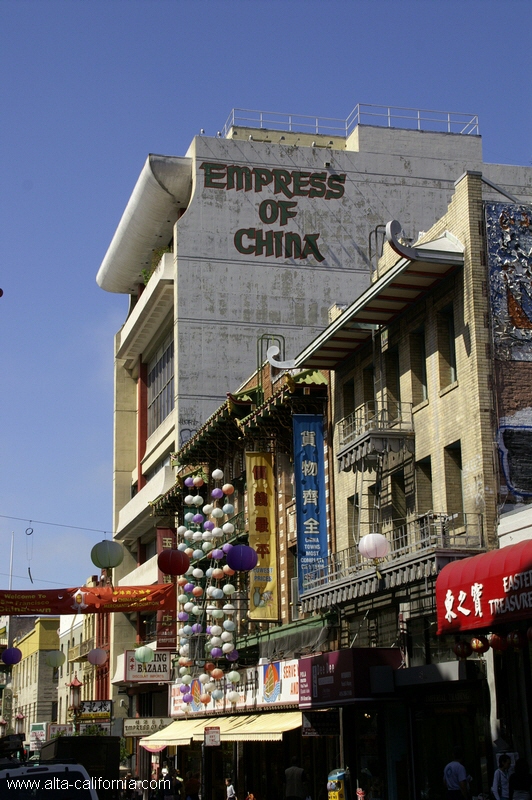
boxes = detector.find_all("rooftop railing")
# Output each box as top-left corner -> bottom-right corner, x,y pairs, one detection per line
221,104 -> 479,139
301,511 -> 484,593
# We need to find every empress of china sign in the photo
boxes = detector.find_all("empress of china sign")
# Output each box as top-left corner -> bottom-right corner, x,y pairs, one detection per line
200,162 -> 347,262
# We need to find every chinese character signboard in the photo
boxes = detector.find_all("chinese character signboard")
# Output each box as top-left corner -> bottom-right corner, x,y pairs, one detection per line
156,528 -> 177,649
123,718 -> 172,737
246,452 -> 278,620
293,414 -> 328,595
78,700 -> 112,721
436,540 -> 532,633
0,584 -> 175,616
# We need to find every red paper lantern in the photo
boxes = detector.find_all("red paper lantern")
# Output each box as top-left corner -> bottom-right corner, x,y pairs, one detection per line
453,640 -> 472,659
489,633 -> 508,652
226,545 -> 258,572
470,635 -> 490,654
507,630 -> 527,650
158,549 -> 190,576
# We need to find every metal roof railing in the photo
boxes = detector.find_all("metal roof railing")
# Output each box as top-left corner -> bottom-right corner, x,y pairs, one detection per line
221,103 -> 479,139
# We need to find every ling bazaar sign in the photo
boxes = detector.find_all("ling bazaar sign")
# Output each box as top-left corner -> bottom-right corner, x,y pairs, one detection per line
125,650 -> 172,682
200,162 -> 347,263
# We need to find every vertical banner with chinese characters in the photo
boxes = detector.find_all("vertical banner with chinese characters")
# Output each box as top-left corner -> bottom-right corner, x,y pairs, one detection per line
293,414 -> 328,594
246,452 -> 278,620
156,528 -> 177,649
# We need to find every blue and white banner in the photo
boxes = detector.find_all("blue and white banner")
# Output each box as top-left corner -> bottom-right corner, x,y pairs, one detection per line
293,414 -> 328,594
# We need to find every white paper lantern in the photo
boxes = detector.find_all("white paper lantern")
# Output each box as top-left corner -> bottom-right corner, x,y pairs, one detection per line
358,533 -> 390,560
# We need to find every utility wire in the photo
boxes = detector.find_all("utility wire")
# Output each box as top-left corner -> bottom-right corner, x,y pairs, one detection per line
0,514 -> 111,535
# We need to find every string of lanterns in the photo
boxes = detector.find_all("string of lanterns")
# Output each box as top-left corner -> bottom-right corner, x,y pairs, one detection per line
153,468 -> 258,713
453,628 -> 532,659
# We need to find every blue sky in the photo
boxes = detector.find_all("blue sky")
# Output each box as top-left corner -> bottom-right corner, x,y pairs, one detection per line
0,0 -> 530,591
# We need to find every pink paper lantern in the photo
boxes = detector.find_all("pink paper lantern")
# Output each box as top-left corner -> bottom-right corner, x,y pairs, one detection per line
87,648 -> 108,666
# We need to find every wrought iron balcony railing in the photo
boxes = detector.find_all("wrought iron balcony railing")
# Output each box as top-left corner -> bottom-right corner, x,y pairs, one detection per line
301,511 -> 484,593
338,401 -> 414,448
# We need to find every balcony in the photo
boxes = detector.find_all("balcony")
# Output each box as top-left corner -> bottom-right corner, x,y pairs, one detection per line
300,512 -> 484,611
337,401 -> 414,469
119,554 -> 158,587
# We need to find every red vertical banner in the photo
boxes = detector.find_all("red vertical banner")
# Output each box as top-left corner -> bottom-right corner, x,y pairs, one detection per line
156,528 -> 177,649
246,452 -> 278,621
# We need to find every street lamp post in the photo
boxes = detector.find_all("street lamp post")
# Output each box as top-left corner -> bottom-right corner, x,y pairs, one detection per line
67,673 -> 83,733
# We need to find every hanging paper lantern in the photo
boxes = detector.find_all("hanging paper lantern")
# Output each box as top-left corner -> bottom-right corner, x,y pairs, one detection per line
211,508 -> 224,519
185,495 -> 195,506
507,630 -> 527,650
158,549 -> 190,576
192,586 -> 204,597
183,693 -> 193,704
212,568 -> 225,580
470,635 -> 490,654
211,549 -> 224,561
489,633 -> 508,652
200,693 -> 211,705
227,690 -> 239,704
222,483 -> 234,496
91,540 -> 124,569
184,477 -> 195,488
2,647 -> 22,666
222,543 -> 233,553
211,488 -> 224,500
226,545 -> 258,572
227,670 -> 240,683
212,689 -> 224,701
212,469 -> 224,481
192,495 -> 203,507
358,533 -> 390,560
211,668 -> 224,680
226,650 -> 239,662
223,503 -> 234,515
453,640 -> 472,659
191,624 -> 203,634
223,584 -> 236,595
87,648 -> 107,666
222,523 -> 235,535
134,646 -> 154,664
45,650 -> 66,668
223,565 -> 236,576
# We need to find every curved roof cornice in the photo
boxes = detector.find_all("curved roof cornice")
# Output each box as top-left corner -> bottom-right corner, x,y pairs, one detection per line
96,154 -> 193,293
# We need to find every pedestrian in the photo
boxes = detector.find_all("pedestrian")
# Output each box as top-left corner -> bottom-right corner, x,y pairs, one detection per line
184,771 -> 200,800
509,759 -> 532,800
284,756 -> 308,800
226,776 -> 237,799
443,746 -> 468,799
493,755 -> 512,800
174,769 -> 184,800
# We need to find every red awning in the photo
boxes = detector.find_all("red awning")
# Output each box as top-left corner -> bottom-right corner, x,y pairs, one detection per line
436,539 -> 532,634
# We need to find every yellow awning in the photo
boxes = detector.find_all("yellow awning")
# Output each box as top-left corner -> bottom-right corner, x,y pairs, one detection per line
140,712 -> 302,748
139,717 -> 208,750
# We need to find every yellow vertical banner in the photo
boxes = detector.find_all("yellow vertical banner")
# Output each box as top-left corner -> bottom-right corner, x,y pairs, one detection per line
246,452 -> 278,620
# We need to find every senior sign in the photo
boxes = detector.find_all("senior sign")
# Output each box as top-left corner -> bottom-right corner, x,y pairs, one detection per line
436,539 -> 532,633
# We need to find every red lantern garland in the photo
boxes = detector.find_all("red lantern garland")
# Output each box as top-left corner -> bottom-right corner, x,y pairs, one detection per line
453,640 -> 472,659
507,630 -> 527,650
470,635 -> 490,654
489,633 -> 508,653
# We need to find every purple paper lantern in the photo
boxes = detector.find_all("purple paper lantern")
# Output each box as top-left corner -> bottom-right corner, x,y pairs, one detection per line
210,647 -> 223,658
222,543 -> 233,553
211,488 -> 224,500
183,693 -> 193,704
178,611 -> 189,622
192,514 -> 204,524
203,521 -> 215,531
211,549 -> 224,560
184,477 -> 195,488
2,647 -> 22,666
226,545 -> 258,572
191,624 -> 203,634
226,650 -> 239,662
184,583 -> 195,593
179,684 -> 189,694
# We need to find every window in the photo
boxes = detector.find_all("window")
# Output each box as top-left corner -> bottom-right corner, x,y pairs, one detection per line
444,440 -> 463,519
437,304 -> 457,388
410,328 -> 427,405
385,347 -> 401,417
147,334 -> 174,436
347,493 -> 359,542
144,538 -> 157,560
342,378 -> 355,418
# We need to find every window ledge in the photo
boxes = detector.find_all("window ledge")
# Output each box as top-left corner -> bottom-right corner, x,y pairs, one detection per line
439,380 -> 458,398
413,398 -> 429,413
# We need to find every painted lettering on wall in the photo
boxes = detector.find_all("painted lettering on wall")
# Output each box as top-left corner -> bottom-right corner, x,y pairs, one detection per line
200,162 -> 347,263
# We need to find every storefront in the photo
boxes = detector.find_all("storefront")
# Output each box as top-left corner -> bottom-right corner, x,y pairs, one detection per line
436,539 -> 532,773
